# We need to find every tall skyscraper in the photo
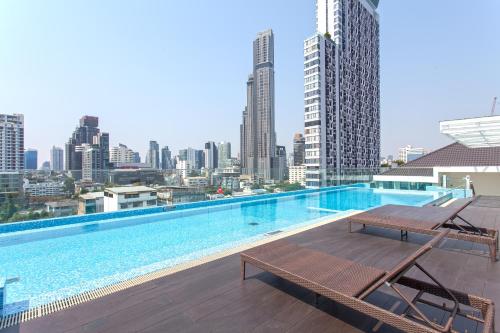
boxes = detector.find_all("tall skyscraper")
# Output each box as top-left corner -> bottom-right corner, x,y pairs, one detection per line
204,142 -> 218,169
50,146 -> 64,171
24,149 -> 38,170
65,116 -> 101,179
293,133 -> 305,166
218,142 -> 231,168
0,114 -> 24,171
304,0 -> 380,187
0,114 -> 24,202
161,146 -> 173,170
240,29 -> 276,180
146,141 -> 160,169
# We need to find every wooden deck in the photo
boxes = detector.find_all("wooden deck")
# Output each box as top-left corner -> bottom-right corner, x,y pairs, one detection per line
2,198 -> 500,333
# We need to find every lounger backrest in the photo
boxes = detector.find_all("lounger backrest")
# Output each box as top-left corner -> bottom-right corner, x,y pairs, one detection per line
438,198 -> 476,224
383,229 -> 450,282
357,229 -> 450,300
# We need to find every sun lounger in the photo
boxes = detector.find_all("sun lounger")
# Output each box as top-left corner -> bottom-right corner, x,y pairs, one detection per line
345,201 -> 499,262
241,230 -> 495,333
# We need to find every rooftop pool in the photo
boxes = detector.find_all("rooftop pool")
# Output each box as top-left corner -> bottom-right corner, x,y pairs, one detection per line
0,185 -> 447,315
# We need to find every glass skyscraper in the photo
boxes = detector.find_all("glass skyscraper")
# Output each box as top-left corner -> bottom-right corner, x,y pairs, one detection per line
24,149 -> 38,170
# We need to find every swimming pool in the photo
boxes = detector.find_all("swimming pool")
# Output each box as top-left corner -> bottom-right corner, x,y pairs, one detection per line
0,186 -> 445,315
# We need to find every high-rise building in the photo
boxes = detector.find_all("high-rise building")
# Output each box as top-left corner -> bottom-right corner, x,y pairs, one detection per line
82,144 -> 104,182
24,149 -> 38,170
195,150 -> 205,170
293,133 -> 305,166
161,146 -> 173,170
272,146 -> 287,182
146,141 -> 160,169
65,116 -> 102,179
50,146 -> 64,171
132,152 -> 141,163
218,142 -> 231,169
41,161 -> 51,171
178,149 -> 187,161
179,148 -> 203,169
240,29 -> 276,180
110,144 -> 135,164
304,0 -> 380,187
204,142 -> 218,170
289,165 -> 307,186
0,114 -> 24,202
93,132 -> 110,169
0,114 -> 24,172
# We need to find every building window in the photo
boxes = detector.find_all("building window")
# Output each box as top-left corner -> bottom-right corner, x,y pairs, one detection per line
146,200 -> 156,206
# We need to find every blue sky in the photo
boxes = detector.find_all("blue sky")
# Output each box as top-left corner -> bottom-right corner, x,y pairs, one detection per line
0,0 -> 499,163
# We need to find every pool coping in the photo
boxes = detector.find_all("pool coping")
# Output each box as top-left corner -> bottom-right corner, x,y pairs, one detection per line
0,210 -> 361,330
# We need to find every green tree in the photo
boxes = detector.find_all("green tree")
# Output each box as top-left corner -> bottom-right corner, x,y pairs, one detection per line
64,177 -> 75,194
0,195 -> 20,222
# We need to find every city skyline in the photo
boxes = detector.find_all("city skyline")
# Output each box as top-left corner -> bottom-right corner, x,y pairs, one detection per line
0,1 -> 499,163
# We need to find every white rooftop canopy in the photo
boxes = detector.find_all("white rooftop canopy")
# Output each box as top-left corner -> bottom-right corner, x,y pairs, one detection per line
440,115 -> 500,148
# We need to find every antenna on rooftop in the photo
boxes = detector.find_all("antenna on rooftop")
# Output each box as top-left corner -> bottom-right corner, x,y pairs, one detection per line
491,96 -> 498,116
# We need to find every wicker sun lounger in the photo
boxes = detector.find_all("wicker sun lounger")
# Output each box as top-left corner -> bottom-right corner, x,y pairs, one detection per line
241,230 -> 495,333
345,201 -> 499,262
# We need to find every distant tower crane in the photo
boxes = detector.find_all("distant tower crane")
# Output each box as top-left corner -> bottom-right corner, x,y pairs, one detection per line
492,96 -> 498,116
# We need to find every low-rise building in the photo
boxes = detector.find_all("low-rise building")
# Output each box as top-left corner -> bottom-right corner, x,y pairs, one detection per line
375,115 -> 500,195
103,186 -> 157,212
183,176 -> 208,188
78,192 -> 104,214
289,165 -> 306,186
108,168 -> 164,186
23,180 -> 65,197
74,180 -> 104,195
176,160 -> 193,179
156,186 -> 206,204
211,175 -> 240,191
45,200 -> 78,217
374,143 -> 500,194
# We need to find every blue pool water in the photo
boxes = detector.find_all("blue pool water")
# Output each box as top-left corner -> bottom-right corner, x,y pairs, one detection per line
0,186 -> 443,314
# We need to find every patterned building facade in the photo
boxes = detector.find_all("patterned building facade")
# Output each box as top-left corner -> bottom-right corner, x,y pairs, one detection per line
305,0 -> 380,187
